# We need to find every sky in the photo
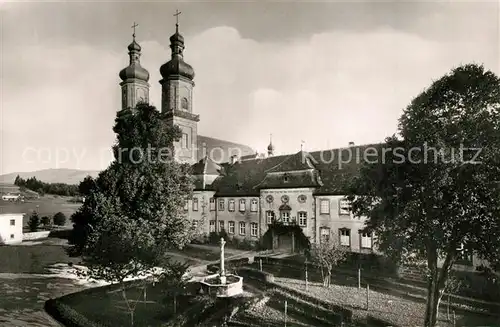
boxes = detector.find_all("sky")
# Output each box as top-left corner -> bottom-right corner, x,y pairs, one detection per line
1,1 -> 499,174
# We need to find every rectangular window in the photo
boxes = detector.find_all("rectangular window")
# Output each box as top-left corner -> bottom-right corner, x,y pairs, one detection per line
360,232 -> 372,249
228,221 -> 235,234
192,197 -> 198,211
239,222 -> 246,235
250,199 -> 258,212
181,133 -> 189,149
10,219 -> 15,226
239,199 -> 246,212
298,212 -> 307,227
320,227 -> 330,243
10,234 -> 14,239
339,199 -> 351,215
229,199 -> 235,212
209,220 -> 215,233
339,229 -> 350,246
251,222 -> 258,237
184,199 -> 189,211
320,199 -> 330,214
209,198 -> 216,211
266,211 -> 275,224
218,220 -> 224,232
218,199 -> 225,211
281,211 -> 290,224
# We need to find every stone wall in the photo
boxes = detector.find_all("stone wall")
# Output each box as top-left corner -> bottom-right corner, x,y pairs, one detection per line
23,231 -> 51,241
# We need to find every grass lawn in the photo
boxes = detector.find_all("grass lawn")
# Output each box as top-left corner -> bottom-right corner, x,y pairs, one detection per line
0,195 -> 81,227
58,281 -> 214,327
0,244 -> 80,273
0,276 -> 86,327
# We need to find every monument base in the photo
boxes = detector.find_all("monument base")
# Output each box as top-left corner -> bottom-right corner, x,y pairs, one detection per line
200,274 -> 244,297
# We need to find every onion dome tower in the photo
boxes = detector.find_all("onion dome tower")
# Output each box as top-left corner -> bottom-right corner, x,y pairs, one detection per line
160,11 -> 199,165
119,22 -> 150,110
267,134 -> 275,157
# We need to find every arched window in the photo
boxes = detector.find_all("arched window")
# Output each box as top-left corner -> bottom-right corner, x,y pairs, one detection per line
181,97 -> 189,110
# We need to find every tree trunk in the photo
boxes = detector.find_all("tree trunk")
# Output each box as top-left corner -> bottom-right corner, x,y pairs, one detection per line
174,294 -> 177,314
121,285 -> 135,327
424,246 -> 455,327
320,266 -> 326,287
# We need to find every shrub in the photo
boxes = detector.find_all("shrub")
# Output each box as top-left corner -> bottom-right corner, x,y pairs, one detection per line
53,212 -> 67,226
41,216 -> 51,227
28,212 -> 41,232
44,298 -> 106,327
237,267 -> 275,283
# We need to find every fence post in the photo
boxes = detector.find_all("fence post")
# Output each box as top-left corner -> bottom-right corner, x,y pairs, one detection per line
284,300 -> 288,327
358,268 -> 361,289
366,284 -> 369,311
305,259 -> 309,290
259,258 -> 263,271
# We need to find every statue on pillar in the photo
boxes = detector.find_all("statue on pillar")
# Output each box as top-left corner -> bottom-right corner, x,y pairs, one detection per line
219,237 -> 226,284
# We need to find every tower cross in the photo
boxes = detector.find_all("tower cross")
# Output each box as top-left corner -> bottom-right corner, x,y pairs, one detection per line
131,22 -> 138,38
174,9 -> 182,26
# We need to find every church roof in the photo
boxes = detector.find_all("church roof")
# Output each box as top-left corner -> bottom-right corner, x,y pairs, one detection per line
197,135 -> 255,164
204,143 -> 383,197
192,156 -> 222,175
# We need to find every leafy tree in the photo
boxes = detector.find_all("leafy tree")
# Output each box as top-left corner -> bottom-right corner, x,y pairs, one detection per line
78,175 -> 96,196
349,64 -> 500,327
310,234 -> 347,287
41,216 -> 51,227
69,103 -> 195,326
28,212 -> 41,232
53,212 -> 67,226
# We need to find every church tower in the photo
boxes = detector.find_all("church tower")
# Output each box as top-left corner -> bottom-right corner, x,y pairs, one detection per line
160,13 -> 199,165
119,23 -> 150,110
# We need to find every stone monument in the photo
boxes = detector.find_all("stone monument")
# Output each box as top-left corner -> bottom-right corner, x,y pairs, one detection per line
199,237 -> 244,297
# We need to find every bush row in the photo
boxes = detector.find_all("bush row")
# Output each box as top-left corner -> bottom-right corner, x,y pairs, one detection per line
192,231 -> 261,251
207,257 -> 250,274
268,288 -> 343,326
266,296 -> 333,327
236,266 -> 356,325
44,298 -> 107,327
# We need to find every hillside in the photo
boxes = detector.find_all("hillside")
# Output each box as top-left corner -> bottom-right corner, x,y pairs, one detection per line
0,168 -> 100,185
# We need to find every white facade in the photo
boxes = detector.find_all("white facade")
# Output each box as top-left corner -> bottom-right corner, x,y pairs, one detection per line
0,213 -> 24,245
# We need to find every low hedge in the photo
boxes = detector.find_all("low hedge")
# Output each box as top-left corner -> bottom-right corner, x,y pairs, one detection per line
237,267 -> 275,283
266,296 -> 333,327
207,258 -> 250,274
366,315 -> 398,327
236,267 -> 355,325
45,298 -> 107,327
268,288 -> 343,325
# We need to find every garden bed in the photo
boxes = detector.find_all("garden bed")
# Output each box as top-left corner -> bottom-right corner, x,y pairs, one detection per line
273,277 -> 500,327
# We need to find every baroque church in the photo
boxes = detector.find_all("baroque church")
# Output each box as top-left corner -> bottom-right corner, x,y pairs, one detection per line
118,21 -> 376,254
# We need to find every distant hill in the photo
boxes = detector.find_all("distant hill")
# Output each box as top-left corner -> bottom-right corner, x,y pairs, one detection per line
0,169 -> 100,185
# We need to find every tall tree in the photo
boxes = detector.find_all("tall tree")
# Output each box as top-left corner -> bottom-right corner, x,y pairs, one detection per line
68,103 -> 196,326
349,64 -> 500,327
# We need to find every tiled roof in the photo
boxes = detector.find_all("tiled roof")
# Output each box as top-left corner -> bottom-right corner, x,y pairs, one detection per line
264,151 -> 317,173
209,143 -> 383,196
192,156 -> 222,175
197,135 -> 255,164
